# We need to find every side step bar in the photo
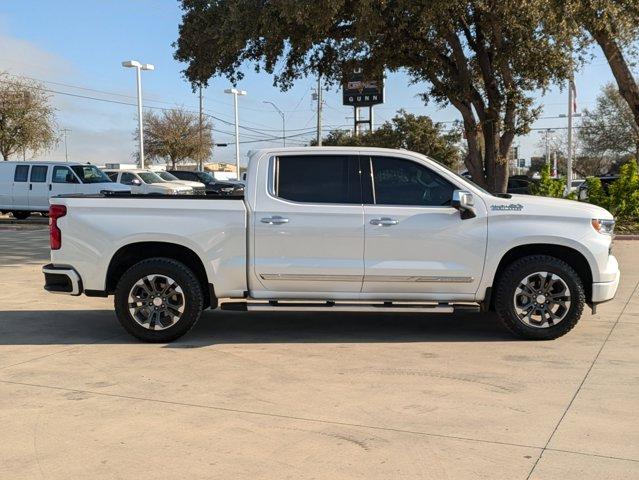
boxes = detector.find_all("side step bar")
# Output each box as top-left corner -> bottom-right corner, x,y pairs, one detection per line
220,301 -> 479,314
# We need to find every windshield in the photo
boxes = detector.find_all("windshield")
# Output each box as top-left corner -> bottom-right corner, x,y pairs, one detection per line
195,171 -> 214,183
138,172 -> 164,184
71,165 -> 112,184
158,172 -> 179,181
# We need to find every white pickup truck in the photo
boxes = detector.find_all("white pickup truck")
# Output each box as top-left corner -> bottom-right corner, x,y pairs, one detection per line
42,147 -> 620,342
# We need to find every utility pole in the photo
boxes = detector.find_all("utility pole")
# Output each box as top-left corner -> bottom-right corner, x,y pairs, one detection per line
565,76 -> 575,196
224,88 -> 247,179
543,129 -> 554,169
61,128 -> 71,162
198,84 -> 204,171
121,60 -> 154,168
316,75 -> 323,146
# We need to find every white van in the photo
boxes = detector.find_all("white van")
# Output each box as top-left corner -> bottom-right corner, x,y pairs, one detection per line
0,162 -> 130,219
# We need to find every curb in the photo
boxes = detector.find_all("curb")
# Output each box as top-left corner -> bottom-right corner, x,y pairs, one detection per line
615,235 -> 639,240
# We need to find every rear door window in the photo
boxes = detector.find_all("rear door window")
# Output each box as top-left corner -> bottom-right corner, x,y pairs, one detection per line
274,155 -> 361,204
14,165 -> 29,182
30,166 -> 48,183
120,173 -> 136,185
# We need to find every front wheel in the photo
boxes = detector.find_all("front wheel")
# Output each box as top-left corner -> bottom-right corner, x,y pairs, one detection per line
495,255 -> 585,340
114,258 -> 204,342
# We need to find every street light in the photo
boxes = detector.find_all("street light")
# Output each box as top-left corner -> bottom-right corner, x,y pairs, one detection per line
122,60 -> 154,168
224,87 -> 247,180
263,101 -> 286,147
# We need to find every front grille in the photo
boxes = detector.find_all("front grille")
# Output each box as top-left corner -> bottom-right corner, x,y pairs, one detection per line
194,187 -> 206,195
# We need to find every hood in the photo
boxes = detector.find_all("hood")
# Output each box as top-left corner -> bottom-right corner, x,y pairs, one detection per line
487,194 -> 613,220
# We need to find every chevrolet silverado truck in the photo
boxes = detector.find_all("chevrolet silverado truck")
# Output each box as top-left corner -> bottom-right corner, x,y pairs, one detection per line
42,147 -> 620,342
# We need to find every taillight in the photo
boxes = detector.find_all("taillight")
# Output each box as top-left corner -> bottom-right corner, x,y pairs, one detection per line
49,204 -> 66,250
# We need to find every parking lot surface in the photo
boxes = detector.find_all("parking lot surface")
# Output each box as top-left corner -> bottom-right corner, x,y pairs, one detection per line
1,227 -> 638,479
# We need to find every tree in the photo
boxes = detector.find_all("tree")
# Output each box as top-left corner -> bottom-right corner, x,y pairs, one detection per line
560,1 -> 639,135
140,107 -> 213,169
313,110 -> 462,169
579,83 -> 639,161
174,1 -> 574,193
0,73 -> 57,160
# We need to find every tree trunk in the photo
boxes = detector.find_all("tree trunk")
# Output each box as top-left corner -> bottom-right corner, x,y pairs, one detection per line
591,28 -> 639,136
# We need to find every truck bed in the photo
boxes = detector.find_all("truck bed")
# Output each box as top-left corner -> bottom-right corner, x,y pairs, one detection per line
50,195 -> 248,297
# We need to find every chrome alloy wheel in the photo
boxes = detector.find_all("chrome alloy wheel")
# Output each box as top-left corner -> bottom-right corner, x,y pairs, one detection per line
128,274 -> 185,330
513,271 -> 571,328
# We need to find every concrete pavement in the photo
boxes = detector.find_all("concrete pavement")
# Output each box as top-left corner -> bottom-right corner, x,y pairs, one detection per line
1,227 -> 638,479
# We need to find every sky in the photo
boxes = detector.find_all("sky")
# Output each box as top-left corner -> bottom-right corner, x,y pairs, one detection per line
0,0 -> 626,168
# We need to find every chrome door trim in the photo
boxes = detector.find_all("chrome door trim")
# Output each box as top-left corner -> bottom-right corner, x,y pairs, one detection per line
259,274 -> 363,282
259,273 -> 473,283
364,275 -> 474,283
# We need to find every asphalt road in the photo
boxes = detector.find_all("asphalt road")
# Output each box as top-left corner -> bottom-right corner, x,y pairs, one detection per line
1,227 -> 638,479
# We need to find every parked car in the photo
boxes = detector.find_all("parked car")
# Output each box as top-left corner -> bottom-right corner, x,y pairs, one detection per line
155,171 -> 206,195
43,147 -> 619,343
578,175 -> 619,201
167,170 -> 243,195
104,169 -> 194,195
507,175 -> 538,195
0,161 -> 129,219
460,172 -> 538,195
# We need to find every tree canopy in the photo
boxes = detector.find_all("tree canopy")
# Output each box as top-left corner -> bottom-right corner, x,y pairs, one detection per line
0,73 -> 57,160
175,0 -> 576,193
313,110 -> 462,169
140,107 -> 213,169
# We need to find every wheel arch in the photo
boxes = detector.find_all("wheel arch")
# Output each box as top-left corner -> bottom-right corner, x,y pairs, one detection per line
489,244 -> 593,310
105,242 -> 215,308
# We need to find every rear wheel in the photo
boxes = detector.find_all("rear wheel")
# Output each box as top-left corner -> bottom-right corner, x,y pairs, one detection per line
114,258 -> 204,342
495,255 -> 585,340
11,211 -> 30,220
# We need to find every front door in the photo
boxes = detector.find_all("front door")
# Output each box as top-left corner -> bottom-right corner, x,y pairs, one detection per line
252,154 -> 365,296
362,155 -> 487,297
28,165 -> 49,210
50,166 -> 79,197
11,165 -> 30,209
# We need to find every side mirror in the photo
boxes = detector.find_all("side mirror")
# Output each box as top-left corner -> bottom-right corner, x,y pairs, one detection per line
131,179 -> 142,186
452,190 -> 476,219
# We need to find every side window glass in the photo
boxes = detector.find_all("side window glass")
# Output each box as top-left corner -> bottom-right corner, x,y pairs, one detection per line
120,173 -> 135,185
14,165 -> 29,182
106,172 -> 119,182
52,166 -> 76,184
275,155 -> 360,204
30,165 -> 48,183
371,156 -> 454,206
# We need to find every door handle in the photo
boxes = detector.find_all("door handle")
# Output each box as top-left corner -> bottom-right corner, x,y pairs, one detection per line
370,217 -> 399,226
261,216 -> 289,225
48,184 -> 52,191
29,184 -> 32,191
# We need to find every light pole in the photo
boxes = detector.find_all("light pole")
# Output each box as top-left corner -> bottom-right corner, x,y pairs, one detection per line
263,101 -> 286,147
122,60 -> 154,168
61,128 -> 71,162
224,88 -> 247,179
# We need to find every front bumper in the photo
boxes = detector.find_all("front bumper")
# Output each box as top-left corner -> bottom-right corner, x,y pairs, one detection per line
42,264 -> 83,296
591,255 -> 620,304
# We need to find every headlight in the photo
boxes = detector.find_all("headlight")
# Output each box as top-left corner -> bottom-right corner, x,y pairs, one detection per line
592,218 -> 615,235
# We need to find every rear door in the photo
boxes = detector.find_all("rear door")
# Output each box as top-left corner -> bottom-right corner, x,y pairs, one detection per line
28,165 -> 50,210
252,154 -> 365,295
50,166 -> 79,197
362,155 -> 487,296
11,165 -> 30,209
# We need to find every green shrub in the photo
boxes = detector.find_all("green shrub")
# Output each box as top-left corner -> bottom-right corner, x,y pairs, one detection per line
532,163 -> 566,198
607,160 -> 639,219
583,176 -> 608,209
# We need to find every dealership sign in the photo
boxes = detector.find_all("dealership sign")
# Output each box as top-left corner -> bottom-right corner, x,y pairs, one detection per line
342,71 -> 384,107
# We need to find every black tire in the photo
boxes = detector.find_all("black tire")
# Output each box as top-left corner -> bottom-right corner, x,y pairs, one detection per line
11,211 -> 30,220
495,255 -> 585,340
114,257 -> 204,342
